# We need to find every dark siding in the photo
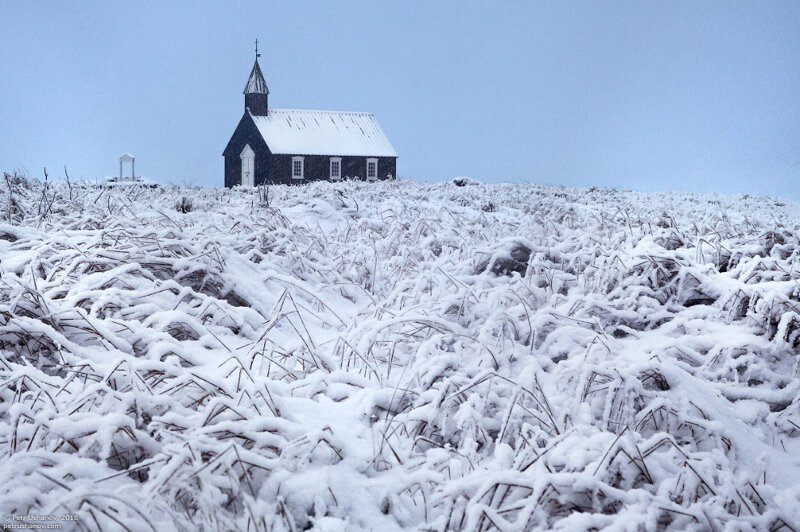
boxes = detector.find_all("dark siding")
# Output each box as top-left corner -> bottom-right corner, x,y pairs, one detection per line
268,155 -> 397,184
222,113 -> 272,188
380,158 -> 397,180
245,93 -> 268,116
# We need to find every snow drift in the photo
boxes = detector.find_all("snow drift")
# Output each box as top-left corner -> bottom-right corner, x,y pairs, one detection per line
0,175 -> 799,531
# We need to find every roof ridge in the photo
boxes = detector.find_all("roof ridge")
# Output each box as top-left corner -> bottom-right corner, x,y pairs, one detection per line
267,108 -> 374,116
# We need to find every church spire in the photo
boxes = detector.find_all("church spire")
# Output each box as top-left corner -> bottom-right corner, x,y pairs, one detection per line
244,39 -> 269,115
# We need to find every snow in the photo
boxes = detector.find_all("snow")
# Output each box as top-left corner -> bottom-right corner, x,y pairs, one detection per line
252,109 -> 397,157
102,175 -> 157,186
0,177 -> 799,530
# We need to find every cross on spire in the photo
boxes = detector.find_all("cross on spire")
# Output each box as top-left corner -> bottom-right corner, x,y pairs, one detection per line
255,38 -> 261,59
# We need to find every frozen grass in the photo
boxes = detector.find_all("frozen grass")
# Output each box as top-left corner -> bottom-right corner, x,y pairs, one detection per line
1,174 -> 799,530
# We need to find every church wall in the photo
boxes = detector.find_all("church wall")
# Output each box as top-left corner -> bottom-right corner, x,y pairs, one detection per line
266,155 -> 397,184
223,114 -> 271,187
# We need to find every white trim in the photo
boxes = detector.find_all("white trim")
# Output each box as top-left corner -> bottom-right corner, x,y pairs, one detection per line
366,158 -> 378,181
240,145 -> 255,187
291,156 -> 304,180
329,157 -> 342,180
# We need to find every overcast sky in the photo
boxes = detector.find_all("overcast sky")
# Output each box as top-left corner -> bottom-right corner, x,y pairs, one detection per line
1,2 -> 798,199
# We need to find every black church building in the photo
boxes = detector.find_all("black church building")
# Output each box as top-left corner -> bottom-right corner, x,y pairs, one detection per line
223,54 -> 397,187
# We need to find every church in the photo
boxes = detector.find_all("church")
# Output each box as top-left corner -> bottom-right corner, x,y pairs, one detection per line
223,49 -> 397,187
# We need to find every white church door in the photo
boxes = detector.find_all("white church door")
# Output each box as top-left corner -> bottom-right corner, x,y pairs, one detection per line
240,145 -> 255,187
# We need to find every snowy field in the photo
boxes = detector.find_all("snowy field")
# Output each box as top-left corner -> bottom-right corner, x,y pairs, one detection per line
1,176 -> 799,531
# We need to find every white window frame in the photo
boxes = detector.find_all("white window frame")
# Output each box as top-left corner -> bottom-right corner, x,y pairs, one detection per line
292,156 -> 304,180
329,157 -> 342,180
240,145 -> 255,187
366,158 -> 378,181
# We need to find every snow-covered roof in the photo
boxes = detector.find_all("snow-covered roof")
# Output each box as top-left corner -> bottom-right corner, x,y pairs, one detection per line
244,60 -> 269,94
251,109 -> 397,157
119,153 -> 134,161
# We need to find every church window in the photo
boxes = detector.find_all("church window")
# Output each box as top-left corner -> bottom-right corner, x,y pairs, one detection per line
330,158 -> 341,180
292,156 -> 304,179
366,158 -> 378,181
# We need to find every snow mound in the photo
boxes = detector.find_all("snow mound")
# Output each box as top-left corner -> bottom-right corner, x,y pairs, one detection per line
0,175 -> 799,530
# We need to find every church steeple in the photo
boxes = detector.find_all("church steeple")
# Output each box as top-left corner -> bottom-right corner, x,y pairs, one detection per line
244,39 -> 269,116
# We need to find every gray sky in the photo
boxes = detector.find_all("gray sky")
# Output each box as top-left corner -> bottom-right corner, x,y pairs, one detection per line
1,1 -> 798,199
